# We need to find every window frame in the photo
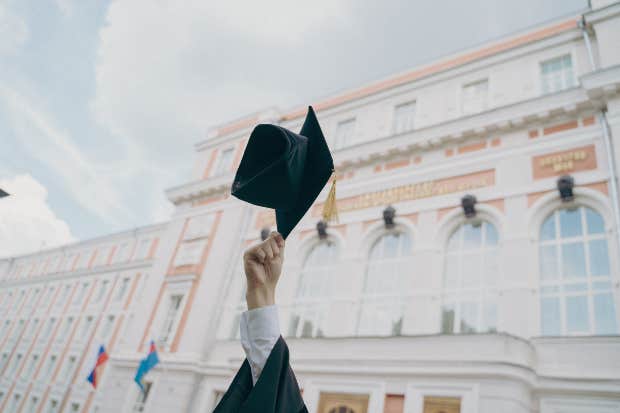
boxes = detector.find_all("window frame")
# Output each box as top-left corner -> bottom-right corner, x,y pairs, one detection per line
392,100 -> 417,134
356,229 -> 413,336
539,53 -> 576,95
537,205 -> 618,336
288,239 -> 339,338
440,219 -> 501,334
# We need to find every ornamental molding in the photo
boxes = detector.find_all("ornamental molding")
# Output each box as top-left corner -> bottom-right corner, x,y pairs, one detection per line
0,259 -> 154,288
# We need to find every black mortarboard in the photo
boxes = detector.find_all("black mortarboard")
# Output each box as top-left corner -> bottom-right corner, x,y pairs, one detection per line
231,106 -> 335,239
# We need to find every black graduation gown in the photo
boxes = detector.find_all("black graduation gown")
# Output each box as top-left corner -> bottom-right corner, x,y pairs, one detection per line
213,336 -> 307,413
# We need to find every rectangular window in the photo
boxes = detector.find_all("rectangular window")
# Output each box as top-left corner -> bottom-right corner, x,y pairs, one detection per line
0,320 -> 10,338
42,286 -> 56,307
94,247 -> 110,267
0,353 -> 8,371
133,382 -> 152,412
7,394 -> 21,413
28,396 -> 39,412
69,403 -> 80,413
116,277 -> 131,301
81,316 -> 94,337
73,283 -> 89,306
46,355 -> 58,377
135,239 -> 151,260
100,315 -> 116,342
61,356 -> 77,381
62,254 -> 75,272
47,255 -> 59,273
27,288 -> 41,306
25,319 -> 39,338
461,79 -> 489,115
334,118 -> 356,149
174,239 -> 208,267
213,147 -> 235,176
48,399 -> 59,413
96,280 -> 110,303
540,55 -> 574,94
57,285 -> 72,307
43,317 -> 56,340
393,101 -> 416,134
114,242 -> 130,263
159,295 -> 183,345
58,317 -> 74,341
10,353 -> 23,376
184,214 -> 216,240
26,354 -> 39,379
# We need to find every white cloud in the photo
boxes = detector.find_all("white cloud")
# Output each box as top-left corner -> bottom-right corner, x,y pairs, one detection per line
92,0 -> 352,168
0,1 -> 29,55
0,174 -> 74,257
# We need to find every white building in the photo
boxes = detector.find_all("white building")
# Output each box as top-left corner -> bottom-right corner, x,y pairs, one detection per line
1,2 -> 620,412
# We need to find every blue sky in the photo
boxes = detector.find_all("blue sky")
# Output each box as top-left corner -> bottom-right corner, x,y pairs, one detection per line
0,0 -> 587,257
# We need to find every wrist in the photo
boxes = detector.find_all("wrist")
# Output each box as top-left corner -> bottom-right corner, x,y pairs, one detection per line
245,287 -> 275,310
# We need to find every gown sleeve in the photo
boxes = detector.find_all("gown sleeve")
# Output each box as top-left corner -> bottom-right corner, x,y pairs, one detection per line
212,306 -> 307,413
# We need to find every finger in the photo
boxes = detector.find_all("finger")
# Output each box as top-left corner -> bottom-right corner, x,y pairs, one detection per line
268,237 -> 280,256
252,247 -> 266,263
271,231 -> 285,248
262,241 -> 274,260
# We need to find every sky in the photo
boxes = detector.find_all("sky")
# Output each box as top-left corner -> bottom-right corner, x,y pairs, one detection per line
0,0 -> 588,258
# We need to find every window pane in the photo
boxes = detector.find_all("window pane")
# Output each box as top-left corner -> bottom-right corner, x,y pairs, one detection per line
485,223 -> 499,245
444,255 -> 458,288
441,304 -> 455,333
461,253 -> 482,287
483,302 -> 497,332
462,224 -> 482,249
484,252 -> 499,286
594,293 -> 618,335
383,234 -> 399,258
541,297 -> 561,335
559,208 -> 582,238
447,227 -> 461,251
561,243 -> 586,278
539,245 -> 558,280
566,295 -> 589,333
589,240 -> 610,276
460,302 -> 477,333
540,216 -> 556,240
586,208 -> 605,234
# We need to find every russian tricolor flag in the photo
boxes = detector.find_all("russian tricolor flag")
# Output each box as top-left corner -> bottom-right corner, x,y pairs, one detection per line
87,345 -> 109,389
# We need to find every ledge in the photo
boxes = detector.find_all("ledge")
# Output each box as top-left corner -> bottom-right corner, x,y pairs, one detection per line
580,64 -> 620,99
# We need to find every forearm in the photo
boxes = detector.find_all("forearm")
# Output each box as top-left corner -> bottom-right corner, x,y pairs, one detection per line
245,287 -> 275,310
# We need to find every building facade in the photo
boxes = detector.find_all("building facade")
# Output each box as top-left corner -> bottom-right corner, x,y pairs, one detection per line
2,2 -> 620,412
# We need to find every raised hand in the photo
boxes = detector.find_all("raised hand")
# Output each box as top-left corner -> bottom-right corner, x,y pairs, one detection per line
243,232 -> 285,310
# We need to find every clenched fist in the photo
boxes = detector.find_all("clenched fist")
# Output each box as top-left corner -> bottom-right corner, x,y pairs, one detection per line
243,232 -> 285,310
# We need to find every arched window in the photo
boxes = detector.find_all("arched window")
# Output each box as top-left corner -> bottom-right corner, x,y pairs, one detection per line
357,231 -> 412,336
288,241 -> 338,338
539,206 -> 617,335
441,220 -> 499,334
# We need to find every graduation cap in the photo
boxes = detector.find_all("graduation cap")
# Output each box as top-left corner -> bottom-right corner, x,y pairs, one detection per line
231,106 -> 338,239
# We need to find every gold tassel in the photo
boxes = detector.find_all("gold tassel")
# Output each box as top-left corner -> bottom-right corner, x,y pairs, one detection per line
322,170 -> 339,223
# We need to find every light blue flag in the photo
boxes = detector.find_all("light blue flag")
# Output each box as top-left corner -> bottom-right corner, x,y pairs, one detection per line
134,340 -> 160,392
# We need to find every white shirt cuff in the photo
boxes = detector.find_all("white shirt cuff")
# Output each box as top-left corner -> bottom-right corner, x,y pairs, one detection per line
239,305 -> 280,385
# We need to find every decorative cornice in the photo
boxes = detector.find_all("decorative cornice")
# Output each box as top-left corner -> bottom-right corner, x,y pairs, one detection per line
585,1 -> 620,24
165,174 -> 232,205
169,85 -> 606,207
0,258 -> 155,288
580,64 -> 620,99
